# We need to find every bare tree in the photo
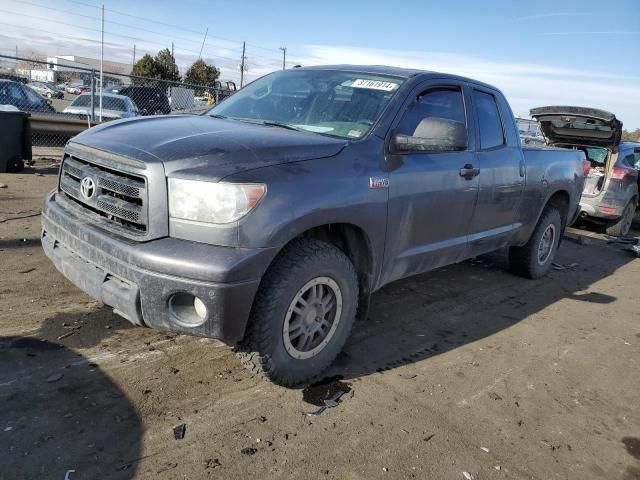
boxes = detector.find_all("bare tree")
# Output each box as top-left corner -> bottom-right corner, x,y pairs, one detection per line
15,50 -> 46,70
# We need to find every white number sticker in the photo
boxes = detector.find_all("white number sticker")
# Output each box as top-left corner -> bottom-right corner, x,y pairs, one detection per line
351,79 -> 398,91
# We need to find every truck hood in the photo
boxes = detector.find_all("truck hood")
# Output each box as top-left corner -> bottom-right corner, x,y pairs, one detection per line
530,106 -> 622,149
70,114 -> 348,179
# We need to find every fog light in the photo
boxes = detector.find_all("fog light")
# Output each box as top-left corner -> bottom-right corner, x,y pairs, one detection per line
194,296 -> 207,319
168,292 -> 207,327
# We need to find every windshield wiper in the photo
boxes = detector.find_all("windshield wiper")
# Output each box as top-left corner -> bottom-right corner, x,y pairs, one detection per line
232,117 -> 302,132
209,114 -> 227,119
260,120 -> 302,131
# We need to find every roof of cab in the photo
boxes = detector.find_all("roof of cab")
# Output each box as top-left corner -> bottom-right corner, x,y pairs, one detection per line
294,64 -> 498,90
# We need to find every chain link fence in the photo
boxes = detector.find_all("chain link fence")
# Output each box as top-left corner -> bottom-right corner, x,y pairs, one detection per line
0,54 -> 236,162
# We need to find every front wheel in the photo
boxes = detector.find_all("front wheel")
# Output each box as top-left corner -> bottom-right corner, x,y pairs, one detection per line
236,239 -> 358,387
509,206 -> 562,279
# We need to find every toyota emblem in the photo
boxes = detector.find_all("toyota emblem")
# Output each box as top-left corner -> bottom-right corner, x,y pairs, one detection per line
80,176 -> 96,200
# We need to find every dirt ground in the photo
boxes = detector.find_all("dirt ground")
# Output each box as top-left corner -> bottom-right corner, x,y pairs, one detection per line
1,162 -> 639,480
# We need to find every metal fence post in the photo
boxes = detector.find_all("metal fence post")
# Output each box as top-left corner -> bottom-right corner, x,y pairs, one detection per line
90,71 -> 95,122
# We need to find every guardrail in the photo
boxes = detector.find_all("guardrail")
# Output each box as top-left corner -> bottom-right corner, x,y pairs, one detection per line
30,114 -> 100,137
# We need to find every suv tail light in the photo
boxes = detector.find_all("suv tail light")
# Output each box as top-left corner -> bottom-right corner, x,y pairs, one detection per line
582,159 -> 591,176
611,166 -> 632,181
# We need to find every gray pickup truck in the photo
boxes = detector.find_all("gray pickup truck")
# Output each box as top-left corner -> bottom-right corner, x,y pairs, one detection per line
42,66 -> 585,385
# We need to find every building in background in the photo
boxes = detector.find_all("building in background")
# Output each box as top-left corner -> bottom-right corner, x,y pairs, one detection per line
16,55 -> 132,84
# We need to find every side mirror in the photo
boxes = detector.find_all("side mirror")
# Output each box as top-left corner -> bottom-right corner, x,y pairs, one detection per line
393,117 -> 467,152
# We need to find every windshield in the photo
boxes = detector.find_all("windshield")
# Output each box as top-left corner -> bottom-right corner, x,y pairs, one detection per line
71,95 -> 126,111
209,69 -> 404,139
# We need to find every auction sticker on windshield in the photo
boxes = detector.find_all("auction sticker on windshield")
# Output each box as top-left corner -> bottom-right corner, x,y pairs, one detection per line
351,79 -> 398,91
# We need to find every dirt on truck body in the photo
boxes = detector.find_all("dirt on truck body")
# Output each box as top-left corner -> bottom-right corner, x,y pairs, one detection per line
41,66 -> 586,386
2,166 -> 640,479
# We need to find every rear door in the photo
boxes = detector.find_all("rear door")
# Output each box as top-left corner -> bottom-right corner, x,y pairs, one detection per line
466,87 -> 525,257
382,80 -> 479,285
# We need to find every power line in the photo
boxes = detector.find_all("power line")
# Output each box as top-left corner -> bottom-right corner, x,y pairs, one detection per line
0,10 -> 241,65
13,0 -> 309,67
10,0 -> 238,52
60,0 -> 301,60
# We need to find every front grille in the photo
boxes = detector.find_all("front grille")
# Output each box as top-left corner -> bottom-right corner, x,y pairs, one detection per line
59,155 -> 148,234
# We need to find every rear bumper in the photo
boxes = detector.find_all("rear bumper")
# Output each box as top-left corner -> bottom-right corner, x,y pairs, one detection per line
579,195 -> 626,220
42,191 -> 278,342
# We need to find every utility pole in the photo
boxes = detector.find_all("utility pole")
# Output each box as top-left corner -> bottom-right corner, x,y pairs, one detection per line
198,28 -> 208,60
15,45 -> 18,58
132,44 -> 136,66
280,47 -> 286,70
239,41 -> 246,88
99,3 -> 104,121
171,42 -> 176,79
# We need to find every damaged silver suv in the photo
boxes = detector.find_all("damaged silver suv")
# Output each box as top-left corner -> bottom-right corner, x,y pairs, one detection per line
532,107 -> 640,236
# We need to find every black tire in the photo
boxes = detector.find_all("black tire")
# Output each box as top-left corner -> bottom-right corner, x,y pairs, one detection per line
5,156 -> 24,173
509,206 -> 562,279
236,239 -> 358,387
605,200 -> 636,237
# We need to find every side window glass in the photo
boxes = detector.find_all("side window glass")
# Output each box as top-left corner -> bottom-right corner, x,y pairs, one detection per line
622,153 -> 635,167
634,149 -> 640,170
23,86 -> 43,104
473,90 -> 504,149
396,88 -> 466,137
8,84 -> 26,102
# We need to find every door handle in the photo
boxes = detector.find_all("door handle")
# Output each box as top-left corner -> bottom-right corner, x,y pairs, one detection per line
459,164 -> 480,179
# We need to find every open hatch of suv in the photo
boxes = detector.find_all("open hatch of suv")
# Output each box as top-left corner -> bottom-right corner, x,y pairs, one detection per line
531,106 -> 639,236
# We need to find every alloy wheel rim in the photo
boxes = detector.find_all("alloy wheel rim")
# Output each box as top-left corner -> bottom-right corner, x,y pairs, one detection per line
282,277 -> 342,360
537,224 -> 556,265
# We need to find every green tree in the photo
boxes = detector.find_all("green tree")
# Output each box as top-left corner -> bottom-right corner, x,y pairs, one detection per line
131,54 -> 159,84
184,59 -> 220,88
155,48 -> 181,82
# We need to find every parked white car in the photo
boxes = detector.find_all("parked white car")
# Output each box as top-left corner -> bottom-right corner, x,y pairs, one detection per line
63,93 -> 139,121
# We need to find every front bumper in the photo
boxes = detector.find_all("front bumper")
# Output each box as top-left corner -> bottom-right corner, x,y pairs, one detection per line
42,191 -> 278,342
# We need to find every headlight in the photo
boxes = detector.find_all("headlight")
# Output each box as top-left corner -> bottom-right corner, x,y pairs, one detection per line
168,178 -> 266,224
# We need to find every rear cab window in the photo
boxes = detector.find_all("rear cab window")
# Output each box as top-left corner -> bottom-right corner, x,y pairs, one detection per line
473,90 -> 505,149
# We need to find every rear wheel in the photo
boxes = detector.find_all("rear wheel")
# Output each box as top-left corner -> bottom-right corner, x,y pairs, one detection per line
236,239 -> 358,387
605,200 -> 636,237
509,206 -> 562,279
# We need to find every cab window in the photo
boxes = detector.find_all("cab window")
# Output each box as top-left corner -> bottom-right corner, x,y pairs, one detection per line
396,87 -> 466,136
473,90 -> 505,149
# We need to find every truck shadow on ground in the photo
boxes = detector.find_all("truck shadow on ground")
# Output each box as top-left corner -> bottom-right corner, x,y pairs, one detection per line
327,230 -> 637,381
0,337 -> 142,480
0,336 -> 142,480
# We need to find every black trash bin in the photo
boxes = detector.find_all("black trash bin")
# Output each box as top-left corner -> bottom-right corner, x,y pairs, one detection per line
0,110 -> 31,173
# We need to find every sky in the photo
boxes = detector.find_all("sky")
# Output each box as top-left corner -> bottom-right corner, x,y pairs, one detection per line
0,0 -> 639,128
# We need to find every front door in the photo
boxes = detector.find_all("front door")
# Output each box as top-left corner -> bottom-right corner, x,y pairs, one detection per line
381,83 -> 479,285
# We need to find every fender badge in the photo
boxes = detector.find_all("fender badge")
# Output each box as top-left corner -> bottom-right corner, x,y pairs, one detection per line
369,177 -> 389,189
